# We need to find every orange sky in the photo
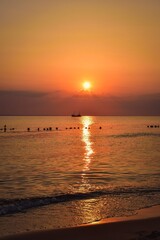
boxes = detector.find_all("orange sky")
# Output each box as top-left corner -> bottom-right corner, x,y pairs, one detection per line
0,1 -> 160,115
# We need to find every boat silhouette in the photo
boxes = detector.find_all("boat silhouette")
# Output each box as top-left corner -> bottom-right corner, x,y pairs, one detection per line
71,113 -> 81,117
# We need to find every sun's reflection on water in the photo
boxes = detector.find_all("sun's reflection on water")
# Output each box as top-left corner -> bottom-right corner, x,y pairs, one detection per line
81,116 -> 94,191
78,116 -> 100,222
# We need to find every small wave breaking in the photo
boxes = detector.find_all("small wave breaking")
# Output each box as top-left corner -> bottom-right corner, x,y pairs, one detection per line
111,132 -> 160,138
1,188 -> 160,216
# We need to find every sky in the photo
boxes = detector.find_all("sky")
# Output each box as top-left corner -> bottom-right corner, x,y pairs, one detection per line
0,0 -> 160,115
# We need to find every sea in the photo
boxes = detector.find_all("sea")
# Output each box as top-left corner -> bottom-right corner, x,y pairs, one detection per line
0,116 -> 160,234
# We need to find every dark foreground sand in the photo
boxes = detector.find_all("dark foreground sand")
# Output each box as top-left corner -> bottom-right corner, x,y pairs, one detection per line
1,205 -> 160,240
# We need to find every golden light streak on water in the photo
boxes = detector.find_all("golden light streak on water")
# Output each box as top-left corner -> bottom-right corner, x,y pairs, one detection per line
81,116 -> 94,191
79,117 -> 101,222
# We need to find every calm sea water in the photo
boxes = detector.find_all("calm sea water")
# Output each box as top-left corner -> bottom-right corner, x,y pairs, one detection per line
0,116 -> 160,229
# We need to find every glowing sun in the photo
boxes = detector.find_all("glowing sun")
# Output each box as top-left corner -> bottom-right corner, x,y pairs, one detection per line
83,81 -> 91,91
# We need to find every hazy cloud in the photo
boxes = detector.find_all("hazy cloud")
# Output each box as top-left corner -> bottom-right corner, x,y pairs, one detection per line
0,90 -> 159,116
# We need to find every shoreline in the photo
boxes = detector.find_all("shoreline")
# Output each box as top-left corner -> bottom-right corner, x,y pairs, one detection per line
1,205 -> 160,240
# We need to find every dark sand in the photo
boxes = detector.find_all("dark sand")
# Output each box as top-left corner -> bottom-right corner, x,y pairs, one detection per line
1,205 -> 160,240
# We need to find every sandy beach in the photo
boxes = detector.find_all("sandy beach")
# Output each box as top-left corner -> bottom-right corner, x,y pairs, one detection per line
1,205 -> 160,240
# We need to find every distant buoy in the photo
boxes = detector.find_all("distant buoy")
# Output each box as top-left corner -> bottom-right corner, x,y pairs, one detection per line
27,128 -> 30,132
99,126 -> 102,129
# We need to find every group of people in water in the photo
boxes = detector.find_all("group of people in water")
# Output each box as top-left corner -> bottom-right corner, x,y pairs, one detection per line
27,127 -> 54,132
147,125 -> 159,128
0,125 -> 15,132
1,125 -> 102,132
1,124 -> 160,132
27,126 -> 102,131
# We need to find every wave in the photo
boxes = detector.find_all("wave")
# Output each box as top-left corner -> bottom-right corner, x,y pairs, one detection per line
1,187 -> 160,216
110,132 -> 160,138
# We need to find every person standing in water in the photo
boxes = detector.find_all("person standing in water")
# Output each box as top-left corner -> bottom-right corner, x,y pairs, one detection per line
4,125 -> 7,132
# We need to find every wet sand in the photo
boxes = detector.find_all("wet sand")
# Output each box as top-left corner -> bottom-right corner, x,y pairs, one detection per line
1,205 -> 160,240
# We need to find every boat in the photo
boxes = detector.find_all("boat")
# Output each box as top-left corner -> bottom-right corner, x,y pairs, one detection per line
71,113 -> 81,117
